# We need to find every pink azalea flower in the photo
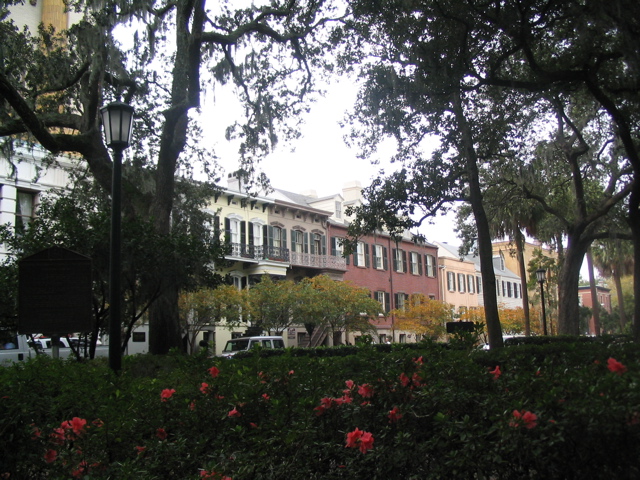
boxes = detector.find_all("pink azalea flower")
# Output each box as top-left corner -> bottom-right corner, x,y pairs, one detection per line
489,365 -> 501,380
357,383 -> 374,398
156,428 -> 168,440
607,357 -> 627,375
200,383 -> 210,394
161,388 -> 176,402
509,410 -> 538,429
399,372 -> 411,387
208,366 -> 220,378
228,407 -> 241,418
44,449 -> 57,463
345,427 -> 374,453
388,406 -> 403,423
70,417 -> 87,435
345,380 -> 355,390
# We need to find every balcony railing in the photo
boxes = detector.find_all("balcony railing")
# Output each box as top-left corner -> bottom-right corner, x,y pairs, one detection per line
226,243 -> 345,270
290,251 -> 347,270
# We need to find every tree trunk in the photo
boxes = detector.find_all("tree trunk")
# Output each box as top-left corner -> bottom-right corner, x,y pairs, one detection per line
453,92 -> 503,349
630,183 -> 640,342
586,248 -> 601,335
557,235 -> 589,335
514,230 -> 532,336
613,271 -> 626,331
149,282 -> 183,354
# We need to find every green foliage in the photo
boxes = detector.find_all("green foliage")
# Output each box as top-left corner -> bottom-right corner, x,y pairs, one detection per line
2,339 -> 639,479
299,275 -> 382,339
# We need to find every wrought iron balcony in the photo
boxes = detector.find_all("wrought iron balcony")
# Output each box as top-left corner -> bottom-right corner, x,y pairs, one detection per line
290,251 -> 347,270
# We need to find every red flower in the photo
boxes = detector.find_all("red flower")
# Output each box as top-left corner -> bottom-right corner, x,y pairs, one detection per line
261,393 -> 270,401
71,461 -> 88,478
357,383 -> 374,398
200,383 -> 210,394
135,446 -> 146,455
161,388 -> 176,402
607,357 -> 627,375
208,366 -> 220,378
345,427 -> 374,454
345,380 -> 355,390
489,365 -> 501,380
69,417 -> 87,435
51,428 -> 66,445
228,407 -> 241,418
200,471 -> 233,480
399,372 -> 410,387
414,356 -> 424,366
509,410 -> 538,429
388,407 -> 403,423
44,449 -> 57,463
156,428 -> 168,440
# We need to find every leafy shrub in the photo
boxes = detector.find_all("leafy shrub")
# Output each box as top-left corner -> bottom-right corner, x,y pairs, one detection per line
1,339 -> 639,479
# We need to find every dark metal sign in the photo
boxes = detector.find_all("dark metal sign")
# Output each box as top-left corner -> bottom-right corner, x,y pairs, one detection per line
18,247 -> 93,334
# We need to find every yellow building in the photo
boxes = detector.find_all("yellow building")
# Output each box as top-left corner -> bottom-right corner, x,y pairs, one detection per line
435,242 -> 480,316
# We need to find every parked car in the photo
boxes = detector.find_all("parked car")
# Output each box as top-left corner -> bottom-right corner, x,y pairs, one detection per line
219,336 -> 285,358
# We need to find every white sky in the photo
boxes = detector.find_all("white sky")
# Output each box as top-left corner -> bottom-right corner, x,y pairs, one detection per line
201,79 -> 462,246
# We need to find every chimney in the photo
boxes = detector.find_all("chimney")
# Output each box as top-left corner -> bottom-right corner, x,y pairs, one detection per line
342,180 -> 363,202
227,171 -> 248,192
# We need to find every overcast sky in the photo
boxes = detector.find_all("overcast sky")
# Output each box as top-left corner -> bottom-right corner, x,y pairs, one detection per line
201,79 -> 461,246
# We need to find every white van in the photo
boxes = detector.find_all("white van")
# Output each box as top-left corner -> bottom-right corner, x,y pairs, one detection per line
220,336 -> 285,358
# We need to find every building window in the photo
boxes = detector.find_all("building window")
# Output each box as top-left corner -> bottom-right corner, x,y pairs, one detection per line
272,226 -> 283,248
331,237 -> 344,257
15,190 -> 36,233
425,254 -> 436,277
502,281 -> 506,297
399,334 -> 406,344
496,280 -> 501,296
251,222 -> 263,247
395,293 -> 408,311
458,273 -> 466,293
335,201 -> 342,219
447,271 -> 455,292
373,244 -> 387,270
467,274 -> 475,294
410,252 -> 422,275
477,276 -> 483,294
393,248 -> 407,273
375,291 -> 390,313
507,282 -> 513,298
292,230 -> 304,253
132,332 -> 146,342
311,233 -> 324,255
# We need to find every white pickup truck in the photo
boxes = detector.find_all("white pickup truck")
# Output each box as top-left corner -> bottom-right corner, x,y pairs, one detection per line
0,333 -> 109,365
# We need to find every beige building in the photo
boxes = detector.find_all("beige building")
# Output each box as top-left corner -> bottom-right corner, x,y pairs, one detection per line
491,240 -> 557,285
435,242 -> 480,317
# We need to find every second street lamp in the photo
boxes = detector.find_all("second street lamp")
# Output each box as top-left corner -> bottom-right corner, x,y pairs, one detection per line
100,101 -> 134,373
536,268 -> 548,336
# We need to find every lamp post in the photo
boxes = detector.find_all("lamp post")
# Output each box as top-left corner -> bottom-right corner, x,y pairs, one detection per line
536,268 -> 548,336
100,102 -> 134,373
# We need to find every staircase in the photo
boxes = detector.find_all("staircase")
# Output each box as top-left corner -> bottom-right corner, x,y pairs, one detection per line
306,325 -> 328,348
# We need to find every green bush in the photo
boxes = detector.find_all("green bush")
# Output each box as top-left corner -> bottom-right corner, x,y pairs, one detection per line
1,339 -> 639,479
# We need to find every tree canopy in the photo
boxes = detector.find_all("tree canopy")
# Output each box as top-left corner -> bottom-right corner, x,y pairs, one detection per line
1,0 -> 346,353
336,0 -> 639,341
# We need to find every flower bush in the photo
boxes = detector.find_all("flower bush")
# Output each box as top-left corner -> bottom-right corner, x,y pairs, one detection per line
0,338 -> 639,479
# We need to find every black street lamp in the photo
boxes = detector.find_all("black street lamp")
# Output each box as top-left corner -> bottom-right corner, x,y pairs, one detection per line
536,268 -> 548,336
100,102 -> 134,373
